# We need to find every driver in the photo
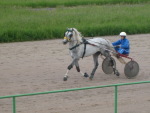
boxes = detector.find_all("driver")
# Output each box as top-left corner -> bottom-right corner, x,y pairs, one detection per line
112,32 -> 130,55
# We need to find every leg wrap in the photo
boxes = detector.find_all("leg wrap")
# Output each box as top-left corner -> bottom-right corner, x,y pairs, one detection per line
68,65 -> 73,70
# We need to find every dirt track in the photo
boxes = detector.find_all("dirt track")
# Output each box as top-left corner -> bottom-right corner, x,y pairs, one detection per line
0,34 -> 150,113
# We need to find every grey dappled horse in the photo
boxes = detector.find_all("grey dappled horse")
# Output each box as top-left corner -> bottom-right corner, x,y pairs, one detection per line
62,28 -> 121,81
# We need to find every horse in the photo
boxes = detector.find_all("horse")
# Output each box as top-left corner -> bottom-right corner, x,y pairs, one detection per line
62,28 -> 123,81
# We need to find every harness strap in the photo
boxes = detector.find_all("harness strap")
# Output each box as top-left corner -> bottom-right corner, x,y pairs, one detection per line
69,38 -> 99,58
82,43 -> 87,58
69,42 -> 87,58
69,44 -> 81,50
88,43 -> 97,47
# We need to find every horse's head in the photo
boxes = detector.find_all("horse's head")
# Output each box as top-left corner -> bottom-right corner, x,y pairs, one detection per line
63,28 -> 74,45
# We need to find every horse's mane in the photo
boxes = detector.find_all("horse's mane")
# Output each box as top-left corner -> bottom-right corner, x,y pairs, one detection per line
72,28 -> 83,43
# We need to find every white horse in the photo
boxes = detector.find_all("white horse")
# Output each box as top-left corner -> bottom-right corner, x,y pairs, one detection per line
62,28 -> 122,81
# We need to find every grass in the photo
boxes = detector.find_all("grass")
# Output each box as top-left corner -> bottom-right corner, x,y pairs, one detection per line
0,0 -> 149,7
0,1 -> 150,42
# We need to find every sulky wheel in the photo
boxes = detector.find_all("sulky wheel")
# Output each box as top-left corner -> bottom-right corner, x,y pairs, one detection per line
102,57 -> 116,74
124,61 -> 139,79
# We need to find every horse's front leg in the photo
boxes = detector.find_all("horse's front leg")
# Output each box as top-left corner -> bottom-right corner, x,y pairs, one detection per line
89,52 -> 100,80
63,59 -> 75,81
74,59 -> 89,78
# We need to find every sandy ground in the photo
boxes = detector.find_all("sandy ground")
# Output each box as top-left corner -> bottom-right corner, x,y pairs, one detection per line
0,34 -> 150,113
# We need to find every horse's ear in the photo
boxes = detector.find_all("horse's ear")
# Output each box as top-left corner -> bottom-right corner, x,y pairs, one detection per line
66,28 -> 74,32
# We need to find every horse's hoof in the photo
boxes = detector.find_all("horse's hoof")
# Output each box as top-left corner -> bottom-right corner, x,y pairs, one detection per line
115,71 -> 120,76
63,76 -> 68,81
84,73 -> 89,78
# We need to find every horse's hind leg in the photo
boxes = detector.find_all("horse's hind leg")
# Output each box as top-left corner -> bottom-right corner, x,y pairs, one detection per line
110,57 -> 120,76
89,52 -> 100,80
103,50 -> 120,76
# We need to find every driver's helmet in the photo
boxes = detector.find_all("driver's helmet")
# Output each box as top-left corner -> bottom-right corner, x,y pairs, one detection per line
120,32 -> 127,37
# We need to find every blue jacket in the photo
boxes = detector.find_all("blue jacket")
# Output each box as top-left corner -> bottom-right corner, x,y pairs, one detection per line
112,38 -> 130,54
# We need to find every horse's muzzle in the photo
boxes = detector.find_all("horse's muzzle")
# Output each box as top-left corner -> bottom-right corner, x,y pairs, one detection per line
62,39 -> 68,45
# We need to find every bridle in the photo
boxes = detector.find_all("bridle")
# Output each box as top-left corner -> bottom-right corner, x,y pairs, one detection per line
64,29 -> 74,42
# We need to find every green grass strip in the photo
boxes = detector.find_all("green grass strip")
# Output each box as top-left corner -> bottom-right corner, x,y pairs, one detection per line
0,0 -> 149,8
0,4 -> 150,42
